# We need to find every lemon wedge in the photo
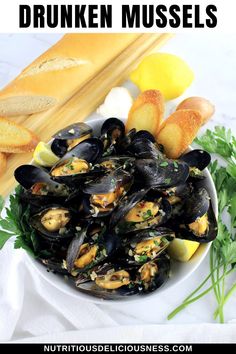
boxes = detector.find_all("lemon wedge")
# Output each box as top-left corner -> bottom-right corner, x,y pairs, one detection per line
167,239 -> 200,262
33,142 -> 59,167
130,53 -> 194,100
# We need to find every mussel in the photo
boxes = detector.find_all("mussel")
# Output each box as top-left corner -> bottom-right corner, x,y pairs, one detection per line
110,189 -> 171,234
134,158 -> 189,188
66,226 -> 121,275
174,187 -> 217,243
180,149 -> 211,179
30,205 -> 75,241
14,165 -> 70,207
75,263 -> 138,299
50,138 -> 103,185
51,122 -> 92,157
100,118 -> 125,155
82,169 -> 133,217
119,227 -> 175,265
136,255 -> 170,293
127,138 -> 163,159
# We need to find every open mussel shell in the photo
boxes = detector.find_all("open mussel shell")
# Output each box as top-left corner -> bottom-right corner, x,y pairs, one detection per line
30,205 -> 75,242
132,130 -> 156,143
127,138 -> 163,159
115,128 -> 136,154
100,118 -> 125,155
66,224 -> 121,275
180,149 -> 211,179
110,189 -> 172,234
75,263 -> 138,300
101,118 -> 125,137
136,255 -> 170,294
180,149 -> 211,171
50,138 -> 103,185
175,187 -> 218,243
82,170 -> 133,217
51,122 -> 93,157
97,156 -> 135,172
135,158 -> 189,188
14,165 -> 70,207
119,227 -> 175,265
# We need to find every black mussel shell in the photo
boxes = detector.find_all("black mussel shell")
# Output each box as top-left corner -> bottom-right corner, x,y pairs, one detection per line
118,227 -> 175,266
180,149 -> 211,171
174,187 -> 218,243
135,158 -> 189,188
97,156 -> 135,172
132,130 -> 156,143
15,165 -> 70,207
127,138 -> 163,159
50,138 -> 103,184
82,169 -> 133,195
66,226 -> 87,273
66,223 -> 120,274
51,123 -> 93,158
176,203 -> 217,243
136,255 -> 170,294
82,170 -> 133,217
109,189 -> 148,229
53,138 -> 103,166
115,128 -> 136,154
15,165 -> 59,191
52,122 -> 92,140
75,263 -> 138,300
30,205 -> 75,242
101,118 -> 125,137
110,189 -> 172,234
182,187 -> 210,224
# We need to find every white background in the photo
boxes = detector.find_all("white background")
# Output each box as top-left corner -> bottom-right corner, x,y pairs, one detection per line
0,0 -> 235,33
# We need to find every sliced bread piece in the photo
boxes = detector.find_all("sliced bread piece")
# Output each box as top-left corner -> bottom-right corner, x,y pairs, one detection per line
0,152 -> 7,177
0,117 -> 39,153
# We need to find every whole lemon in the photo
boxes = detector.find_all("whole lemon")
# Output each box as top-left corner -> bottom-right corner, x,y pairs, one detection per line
130,53 -> 194,100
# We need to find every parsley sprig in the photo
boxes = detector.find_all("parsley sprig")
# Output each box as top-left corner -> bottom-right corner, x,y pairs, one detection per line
0,186 -> 41,257
168,126 -> 236,323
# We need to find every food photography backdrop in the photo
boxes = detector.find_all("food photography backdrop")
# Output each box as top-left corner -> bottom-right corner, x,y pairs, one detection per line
0,32 -> 236,343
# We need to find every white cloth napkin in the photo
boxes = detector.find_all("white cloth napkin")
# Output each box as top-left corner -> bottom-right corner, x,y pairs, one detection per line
1,241 -> 236,343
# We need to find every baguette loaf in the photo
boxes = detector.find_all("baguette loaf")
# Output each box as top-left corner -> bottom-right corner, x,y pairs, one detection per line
0,34 -> 139,116
0,152 -> 7,177
0,117 -> 39,153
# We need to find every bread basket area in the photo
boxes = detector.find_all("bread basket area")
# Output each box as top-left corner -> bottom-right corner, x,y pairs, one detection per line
0,33 -> 172,197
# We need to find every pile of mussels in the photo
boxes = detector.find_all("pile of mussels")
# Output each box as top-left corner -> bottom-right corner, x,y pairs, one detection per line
15,118 -> 218,299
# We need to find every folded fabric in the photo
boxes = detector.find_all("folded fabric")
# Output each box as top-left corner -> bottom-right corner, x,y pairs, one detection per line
1,241 -> 236,343
10,324 -> 236,343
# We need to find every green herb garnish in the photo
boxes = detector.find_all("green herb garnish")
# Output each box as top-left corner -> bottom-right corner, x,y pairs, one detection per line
168,126 -> 236,323
0,186 -> 48,257
138,255 -> 148,263
160,161 -> 168,167
173,161 -> 179,169
164,178 -> 171,185
142,209 -> 152,220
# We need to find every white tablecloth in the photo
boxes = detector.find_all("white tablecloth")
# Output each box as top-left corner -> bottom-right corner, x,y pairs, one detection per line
1,241 -> 236,343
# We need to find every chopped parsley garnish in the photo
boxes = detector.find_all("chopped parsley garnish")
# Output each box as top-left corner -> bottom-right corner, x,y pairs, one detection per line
160,161 -> 169,167
164,178 -> 171,185
138,255 -> 148,263
142,209 -> 153,220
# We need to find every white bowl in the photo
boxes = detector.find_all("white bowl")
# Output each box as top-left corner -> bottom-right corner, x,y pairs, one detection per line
26,117 -> 218,304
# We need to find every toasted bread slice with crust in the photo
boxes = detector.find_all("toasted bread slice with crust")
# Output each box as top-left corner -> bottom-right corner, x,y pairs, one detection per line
126,90 -> 164,135
0,117 -> 39,153
156,109 -> 202,159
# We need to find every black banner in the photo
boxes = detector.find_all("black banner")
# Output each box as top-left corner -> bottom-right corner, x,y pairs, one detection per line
0,343 -> 235,353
